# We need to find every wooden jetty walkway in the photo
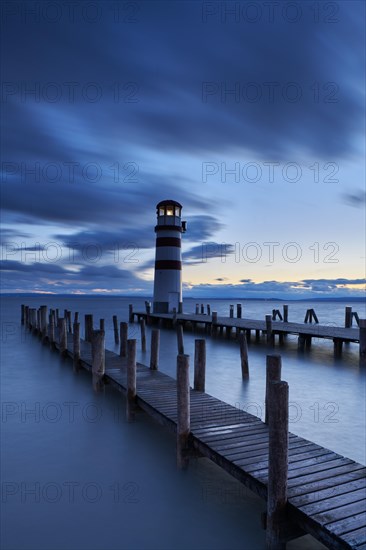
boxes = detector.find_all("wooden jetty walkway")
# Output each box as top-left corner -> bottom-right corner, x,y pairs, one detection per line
22,304 -> 366,550
131,303 -> 365,364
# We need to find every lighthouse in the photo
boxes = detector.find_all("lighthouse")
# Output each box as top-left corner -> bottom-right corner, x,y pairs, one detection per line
153,200 -> 186,313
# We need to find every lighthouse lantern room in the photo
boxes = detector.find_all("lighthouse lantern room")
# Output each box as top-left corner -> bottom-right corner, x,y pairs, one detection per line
153,200 -> 186,314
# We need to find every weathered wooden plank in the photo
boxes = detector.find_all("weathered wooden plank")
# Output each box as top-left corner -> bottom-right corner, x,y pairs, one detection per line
301,489 -> 366,516
309,499 -> 366,525
289,477 -> 366,507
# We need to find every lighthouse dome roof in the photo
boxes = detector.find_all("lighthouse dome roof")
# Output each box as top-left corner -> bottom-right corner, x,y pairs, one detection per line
156,199 -> 182,208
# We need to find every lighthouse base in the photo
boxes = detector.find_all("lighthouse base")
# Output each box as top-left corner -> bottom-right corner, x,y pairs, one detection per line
153,301 -> 183,314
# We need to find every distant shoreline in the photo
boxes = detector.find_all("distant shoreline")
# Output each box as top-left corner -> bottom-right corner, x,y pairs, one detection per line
1,293 -> 365,303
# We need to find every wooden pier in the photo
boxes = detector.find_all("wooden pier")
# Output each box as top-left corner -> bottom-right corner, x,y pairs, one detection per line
22,305 -> 366,550
131,306 -> 365,364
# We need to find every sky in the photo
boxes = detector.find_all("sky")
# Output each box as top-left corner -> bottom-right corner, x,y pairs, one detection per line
1,0 -> 365,299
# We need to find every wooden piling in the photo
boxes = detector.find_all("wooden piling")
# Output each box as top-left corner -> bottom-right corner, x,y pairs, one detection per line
24,306 -> 29,327
85,314 -> 93,342
73,322 -> 80,372
265,355 -> 282,425
207,304 -> 211,316
359,319 -> 366,366
36,309 -> 41,334
201,304 -> 204,315
48,312 -> 55,348
55,308 -> 59,325
195,304 -> 199,315
150,329 -> 160,370
74,312 -> 79,323
129,304 -> 134,322
112,315 -> 119,344
283,305 -> 288,323
194,339 -> 206,392
237,303 -> 242,318
230,305 -> 234,318
40,305 -> 48,340
297,335 -> 306,353
59,318 -> 67,356
127,339 -> 137,422
91,329 -> 105,392
345,306 -> 352,328
239,332 -> 249,379
265,315 -> 273,346
333,338 -> 343,358
177,324 -> 184,354
140,318 -> 146,352
119,322 -> 128,357
177,354 -> 190,469
21,304 -> 25,325
99,318 -> 105,331
266,380 -> 289,550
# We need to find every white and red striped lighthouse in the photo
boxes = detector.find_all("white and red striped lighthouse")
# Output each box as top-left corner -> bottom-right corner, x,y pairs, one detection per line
153,200 -> 186,313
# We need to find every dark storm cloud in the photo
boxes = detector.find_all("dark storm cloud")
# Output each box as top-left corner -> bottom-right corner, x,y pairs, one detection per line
2,0 -> 364,167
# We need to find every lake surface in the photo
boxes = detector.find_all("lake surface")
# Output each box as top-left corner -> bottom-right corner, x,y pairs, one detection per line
2,295 -> 365,550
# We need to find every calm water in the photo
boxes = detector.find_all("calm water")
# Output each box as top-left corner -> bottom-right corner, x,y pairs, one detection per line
2,295 -> 365,550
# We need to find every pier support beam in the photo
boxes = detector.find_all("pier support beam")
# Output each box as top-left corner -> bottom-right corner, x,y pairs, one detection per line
266,315 -> 273,347
265,355 -> 282,425
177,354 -> 190,469
230,305 -> 234,318
129,304 -> 134,323
237,304 -> 242,318
239,332 -> 249,379
73,322 -> 80,372
359,319 -> 366,366
266,380 -> 289,550
113,315 -> 119,344
85,314 -> 93,343
59,318 -> 67,356
127,339 -> 137,421
150,329 -> 160,370
91,330 -> 105,392
177,324 -> 184,355
119,322 -> 128,357
194,339 -> 206,391
333,338 -> 343,358
140,319 -> 146,352
345,306 -> 352,328
211,312 -> 218,336
283,305 -> 288,323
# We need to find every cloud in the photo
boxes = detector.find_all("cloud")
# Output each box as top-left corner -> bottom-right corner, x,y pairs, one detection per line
343,190 -> 366,208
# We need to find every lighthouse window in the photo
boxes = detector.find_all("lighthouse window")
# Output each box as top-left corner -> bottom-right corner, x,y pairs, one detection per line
166,206 -> 174,216
175,206 -> 180,216
159,207 -> 165,216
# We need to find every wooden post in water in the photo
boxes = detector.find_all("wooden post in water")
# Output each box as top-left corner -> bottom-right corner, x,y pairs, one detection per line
266,315 -> 273,346
239,332 -> 249,379
150,329 -> 160,370
129,304 -> 134,323
24,306 -> 29,327
74,312 -> 79,323
194,339 -> 206,391
112,315 -> 119,344
126,339 -> 137,422
230,305 -> 234,318
85,314 -> 93,342
48,312 -> 55,348
21,304 -> 25,325
359,319 -> 366,366
140,318 -> 146,352
119,322 -> 128,357
265,355 -> 282,425
40,305 -> 48,341
36,309 -> 41,334
211,312 -> 218,336
68,311 -> 72,333
283,305 -> 288,323
237,304 -> 242,318
207,304 -> 211,316
333,338 -> 343,358
73,322 -> 80,372
55,308 -> 59,325
200,304 -> 204,315
99,318 -> 105,331
59,318 -> 67,356
195,304 -> 199,315
91,330 -> 105,392
177,354 -> 190,469
297,335 -> 306,353
177,324 -> 184,355
345,306 -> 352,328
266,380 -> 289,550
